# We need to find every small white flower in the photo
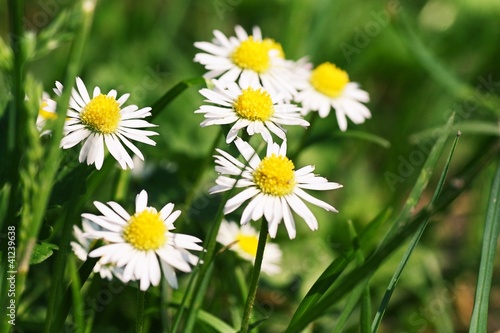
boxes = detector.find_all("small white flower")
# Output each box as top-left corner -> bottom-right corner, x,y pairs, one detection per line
194,25 -> 300,101
217,219 -> 282,275
59,77 -> 158,170
295,62 -> 371,131
71,219 -> 123,281
211,138 -> 342,239
196,79 -> 308,143
83,190 -> 203,291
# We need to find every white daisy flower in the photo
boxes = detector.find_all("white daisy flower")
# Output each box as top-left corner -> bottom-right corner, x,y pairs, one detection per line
83,190 -> 203,291
71,219 -> 124,281
59,77 -> 158,170
195,79 -> 309,143
294,62 -> 371,131
194,25 -> 299,101
35,92 -> 58,135
217,219 -> 282,275
210,138 -> 342,239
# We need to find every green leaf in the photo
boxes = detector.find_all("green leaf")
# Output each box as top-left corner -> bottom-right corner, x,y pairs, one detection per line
332,221 -> 370,333
469,159 -> 500,332
286,115 -> 455,333
371,132 -> 460,332
305,130 -> 391,151
409,121 -> 500,144
286,206 -> 391,331
150,77 -> 207,121
51,242 -> 101,333
332,130 -> 391,149
197,309 -> 237,333
30,242 -> 59,265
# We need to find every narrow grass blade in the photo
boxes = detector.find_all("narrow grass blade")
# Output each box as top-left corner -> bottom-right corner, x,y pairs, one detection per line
286,115 -> 454,332
331,221 -> 370,333
68,258 -> 84,333
51,246 -> 100,333
197,310 -> 237,333
468,159 -> 500,332
380,114 -> 454,245
332,130 -> 391,149
150,77 -> 206,121
287,207 -> 391,330
409,121 -> 500,144
371,132 -> 461,332
15,0 -> 98,307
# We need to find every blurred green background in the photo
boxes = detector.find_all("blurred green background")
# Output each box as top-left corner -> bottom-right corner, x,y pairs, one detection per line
2,0 -> 500,331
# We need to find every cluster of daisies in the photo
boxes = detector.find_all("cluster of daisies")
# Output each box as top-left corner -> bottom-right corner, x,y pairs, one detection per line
193,25 -> 371,264
37,25 -> 370,290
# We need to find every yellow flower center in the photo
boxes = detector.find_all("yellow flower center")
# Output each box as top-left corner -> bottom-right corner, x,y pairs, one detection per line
39,101 -> 57,120
122,209 -> 167,251
233,88 -> 274,121
38,101 -> 57,120
263,38 -> 285,58
80,94 -> 121,134
310,62 -> 349,98
253,154 -> 296,196
231,36 -> 271,73
236,233 -> 258,257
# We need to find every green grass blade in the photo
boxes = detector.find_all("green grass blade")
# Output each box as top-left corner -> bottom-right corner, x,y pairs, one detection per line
380,114 -> 454,246
51,243 -> 101,333
287,207 -> 391,331
331,221 -> 370,333
360,285 -> 371,333
197,310 -> 237,333
468,159 -> 500,332
68,258 -> 84,333
371,132 -> 461,332
150,77 -> 206,121
409,121 -> 500,144
286,115 -> 454,332
332,130 -> 391,149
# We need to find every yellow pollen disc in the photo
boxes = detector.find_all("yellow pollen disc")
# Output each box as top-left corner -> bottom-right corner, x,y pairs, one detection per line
39,101 -> 57,120
231,36 -> 271,73
263,38 -> 285,58
122,208 -> 167,251
80,94 -> 121,134
236,233 -> 259,257
253,154 -> 296,196
310,62 -> 350,98
233,88 -> 274,121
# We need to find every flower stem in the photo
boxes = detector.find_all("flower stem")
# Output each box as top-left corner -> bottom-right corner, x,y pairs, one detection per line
182,128 -> 223,219
43,165 -> 89,333
240,219 -> 268,333
15,0 -> 97,310
136,289 -> 146,333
